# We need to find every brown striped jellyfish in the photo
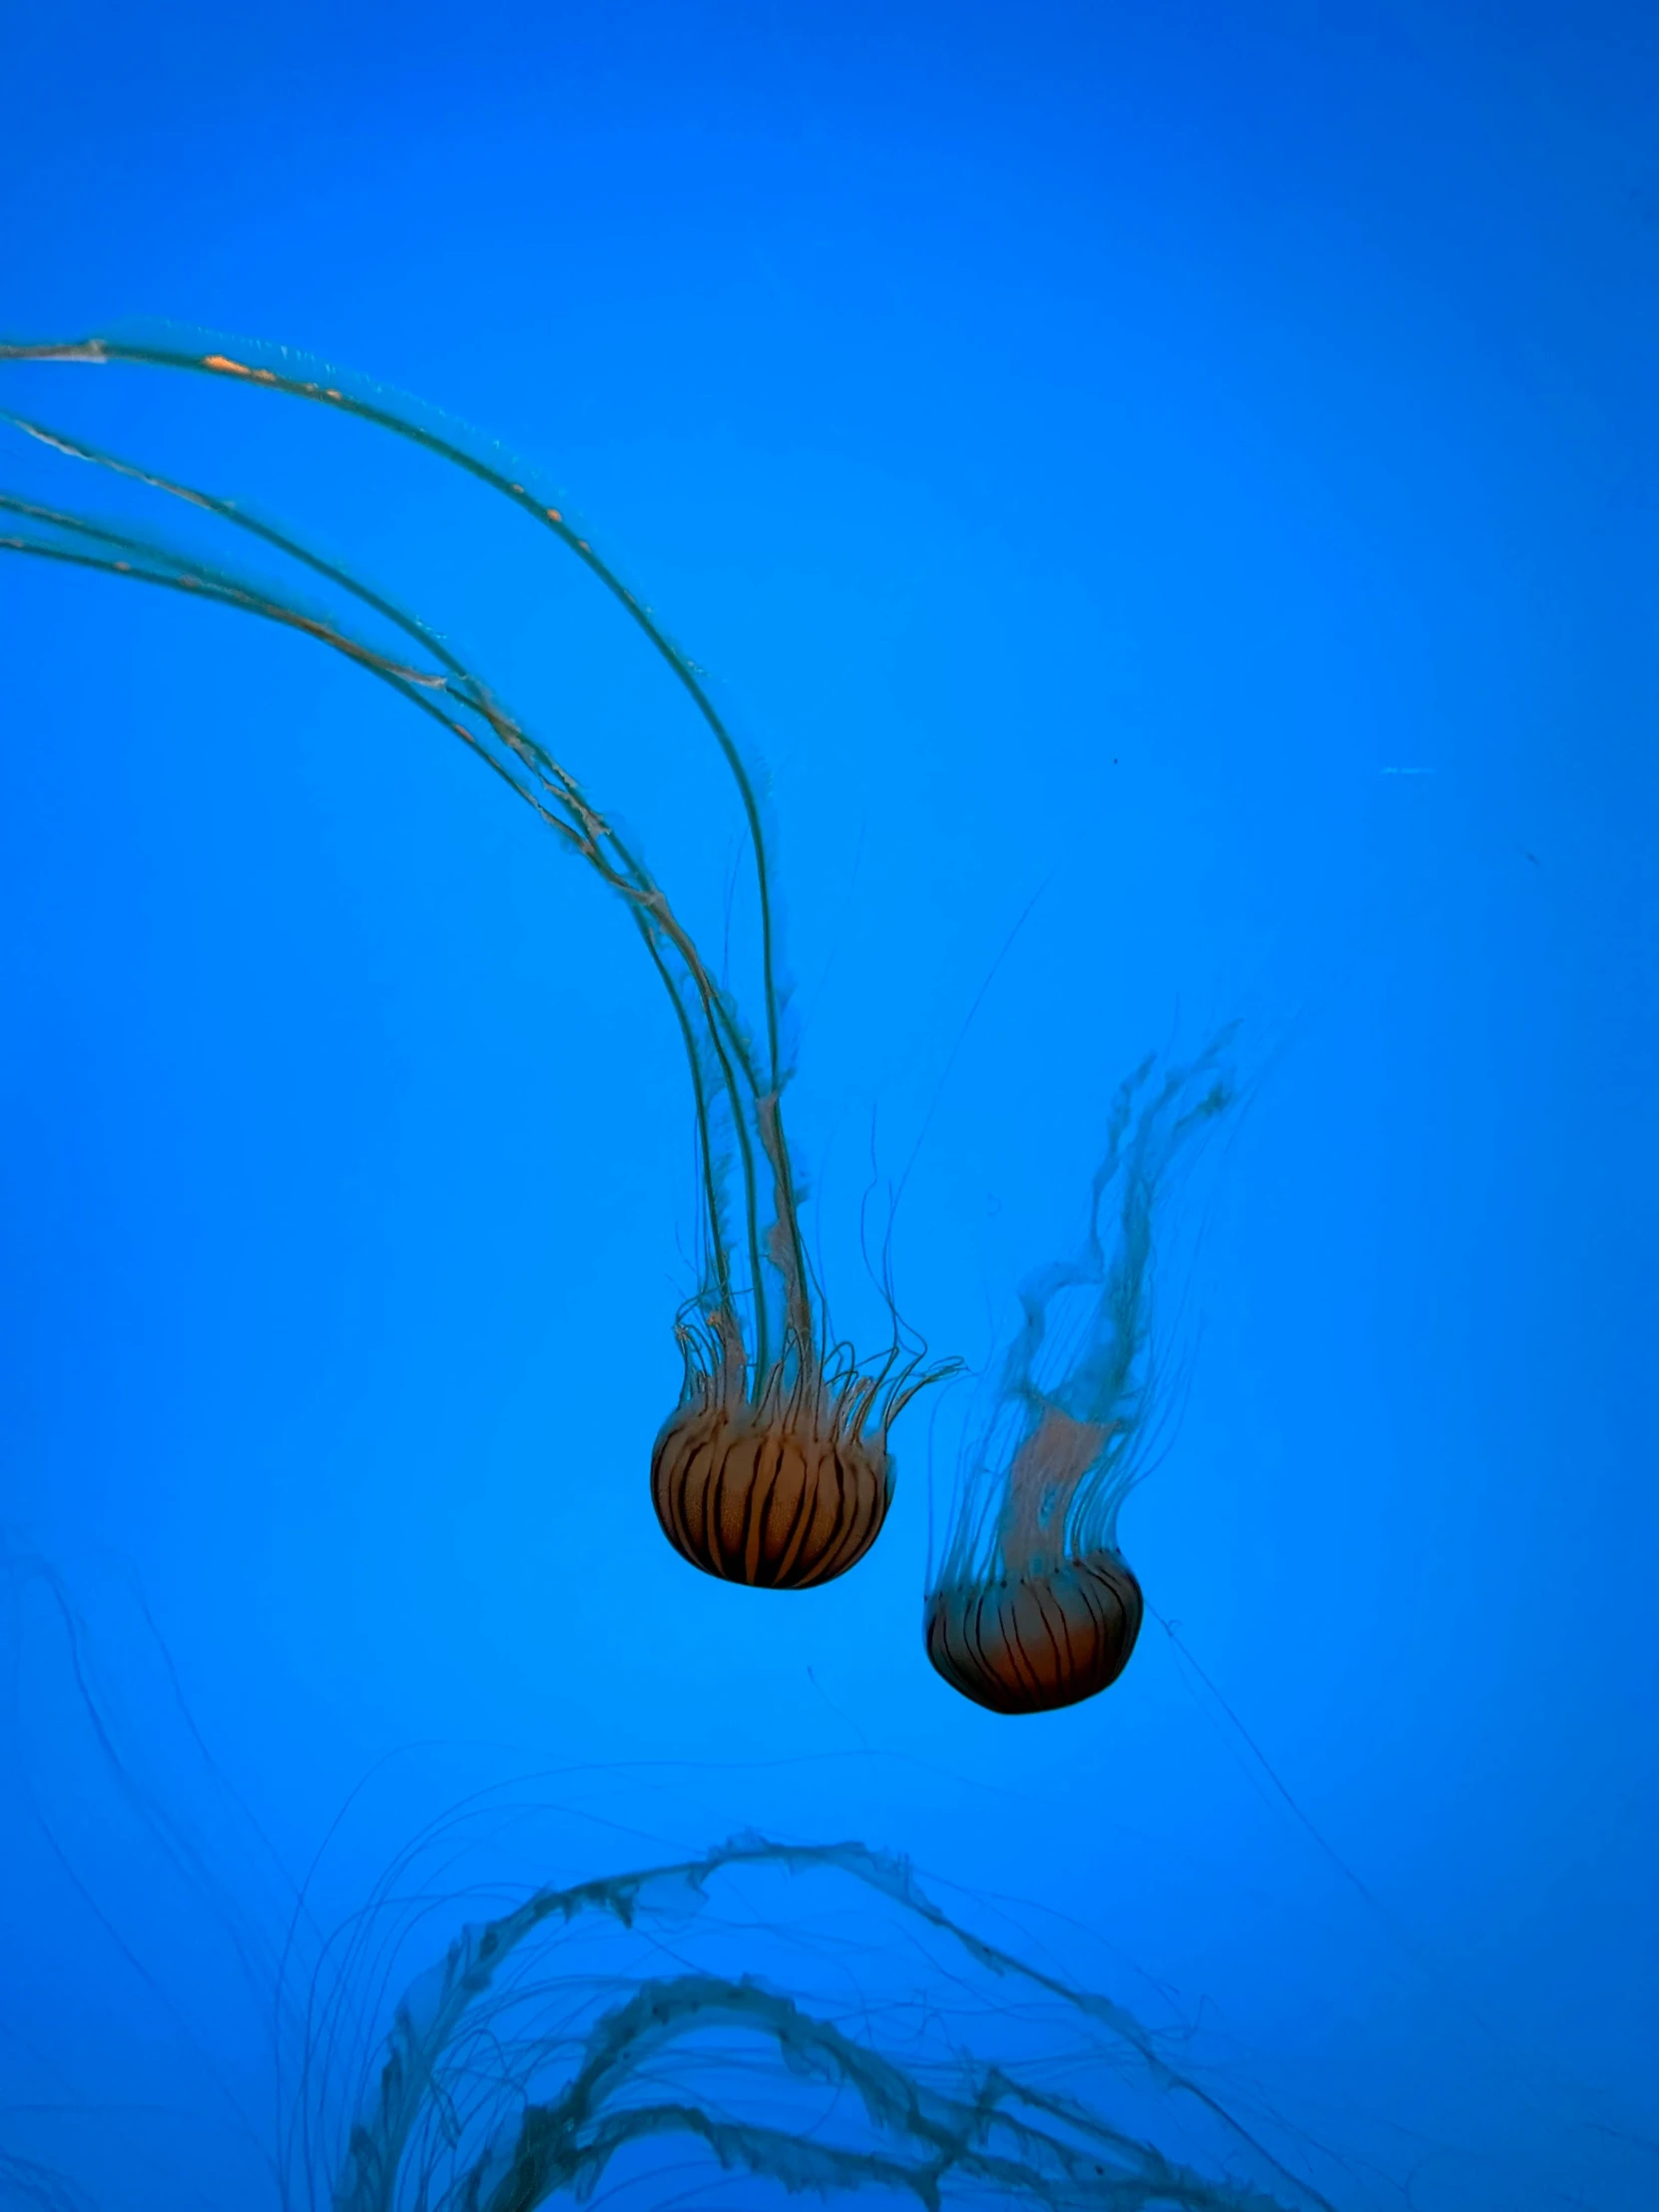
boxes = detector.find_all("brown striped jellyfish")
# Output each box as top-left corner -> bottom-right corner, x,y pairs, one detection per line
925,1041 -> 1237,1712
0,323 -> 953,1591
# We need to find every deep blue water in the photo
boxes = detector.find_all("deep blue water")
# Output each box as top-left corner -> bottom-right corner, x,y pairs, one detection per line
1,5 -> 1654,2208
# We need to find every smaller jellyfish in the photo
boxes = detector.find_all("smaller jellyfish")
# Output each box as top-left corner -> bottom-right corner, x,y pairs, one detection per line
926,1037 -> 1237,1715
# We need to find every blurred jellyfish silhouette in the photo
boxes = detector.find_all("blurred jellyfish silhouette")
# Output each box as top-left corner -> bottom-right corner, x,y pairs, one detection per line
0,325 -> 956,1589
925,1042 -> 1237,1715
0,1549 -> 1339,2212
315,1833 -> 1333,2212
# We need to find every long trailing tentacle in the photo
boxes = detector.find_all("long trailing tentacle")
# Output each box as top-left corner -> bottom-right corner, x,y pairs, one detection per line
0,496 -> 760,1319
0,328 -> 789,1090
0,408 -> 784,1337
319,1832 -> 1337,2212
0,345 -> 952,1431
0,367 -> 802,1380
0,406 -> 777,1110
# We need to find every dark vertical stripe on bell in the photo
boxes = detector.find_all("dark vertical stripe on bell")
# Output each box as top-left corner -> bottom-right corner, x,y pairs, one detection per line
777,1432 -> 817,1584
688,1432 -> 719,1574
1027,1575 -> 1071,1702
705,1425 -> 738,1575
769,1433 -> 819,1586
808,1440 -> 847,1587
806,1442 -> 854,1588
736,1425 -> 769,1583
832,1446 -> 886,1587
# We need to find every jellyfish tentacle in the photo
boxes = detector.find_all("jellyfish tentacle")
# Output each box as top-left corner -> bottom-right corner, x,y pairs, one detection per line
0,511 -> 764,1324
4,332 -> 810,1400
0,413 -> 787,1308
325,1835 -> 1330,2212
3,405 -> 470,687
756,1085 -> 813,1366
0,482 -> 779,1327
0,329 -> 791,1093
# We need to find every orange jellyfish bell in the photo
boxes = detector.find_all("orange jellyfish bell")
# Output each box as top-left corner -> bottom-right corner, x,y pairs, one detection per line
923,1549 -> 1144,1714
651,1393 -> 891,1590
651,1285 -> 932,1590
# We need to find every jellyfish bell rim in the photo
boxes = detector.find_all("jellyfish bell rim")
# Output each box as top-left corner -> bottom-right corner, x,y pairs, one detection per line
922,1548 -> 1145,1715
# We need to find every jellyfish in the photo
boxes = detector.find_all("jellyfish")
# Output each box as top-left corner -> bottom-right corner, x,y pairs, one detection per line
0,1547 -> 1361,2212
315,1831 -> 1333,2212
0,326 -> 954,1586
925,1040 -> 1237,1715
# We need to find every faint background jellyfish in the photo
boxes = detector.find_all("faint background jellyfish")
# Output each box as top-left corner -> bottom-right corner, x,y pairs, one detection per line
0,1550 -> 1351,2212
925,1037 -> 1238,1716
310,1830 -> 1334,2212
0,326 -> 956,1588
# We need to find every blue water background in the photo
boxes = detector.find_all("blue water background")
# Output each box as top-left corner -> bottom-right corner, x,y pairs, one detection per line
1,5 -> 1653,2207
